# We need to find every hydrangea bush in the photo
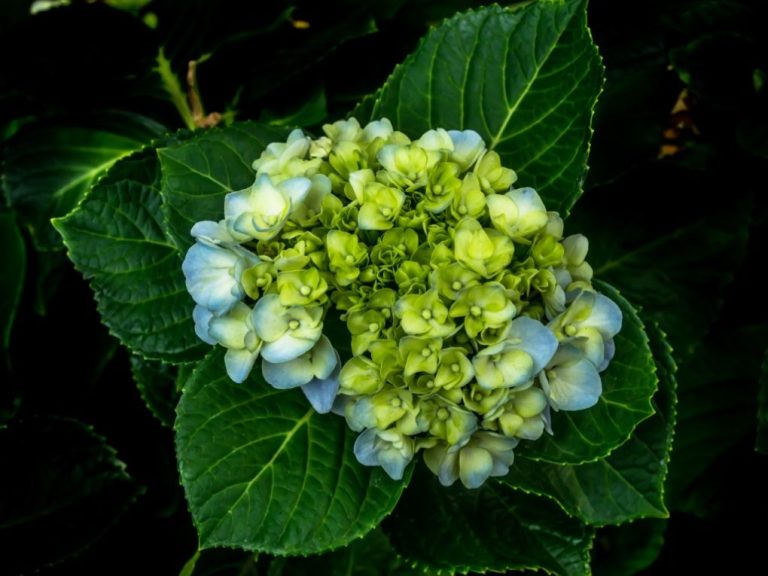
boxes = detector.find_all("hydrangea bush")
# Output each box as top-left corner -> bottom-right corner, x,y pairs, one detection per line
51,0 -> 673,572
182,119 -> 623,488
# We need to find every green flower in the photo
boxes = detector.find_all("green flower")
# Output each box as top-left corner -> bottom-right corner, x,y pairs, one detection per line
453,217 -> 514,277
418,397 -> 477,446
276,268 -> 328,306
339,356 -> 383,395
424,162 -> 462,213
475,150 -> 516,194
451,173 -> 486,220
433,348 -> 475,390
394,290 -> 456,338
423,431 -> 517,488
449,282 -> 516,338
326,230 -> 368,286
399,336 -> 442,377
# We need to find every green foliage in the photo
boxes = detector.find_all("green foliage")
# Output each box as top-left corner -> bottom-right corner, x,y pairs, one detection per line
0,212 -> 25,352
3,113 -> 164,250
158,122 -> 287,250
517,282 -> 658,464
356,0 -> 603,216
5,0 -> 765,572
0,417 -> 140,574
384,469 -> 594,576
54,148 -> 206,362
502,321 -> 675,525
175,349 -> 410,554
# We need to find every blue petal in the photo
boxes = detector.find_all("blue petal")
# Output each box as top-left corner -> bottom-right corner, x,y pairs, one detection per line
506,316 -> 558,373
261,355 -> 314,389
378,448 -> 410,480
301,374 -> 339,414
353,429 -> 379,467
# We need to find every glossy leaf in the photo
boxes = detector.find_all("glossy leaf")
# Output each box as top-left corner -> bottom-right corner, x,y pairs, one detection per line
158,122 -> 288,250
130,355 -> 183,427
517,281 -> 658,464
175,349 -> 409,554
54,148 -> 206,362
355,0 -> 603,215
384,470 -> 593,576
3,113 -> 164,250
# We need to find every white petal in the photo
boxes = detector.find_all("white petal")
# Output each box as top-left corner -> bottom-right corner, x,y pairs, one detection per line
586,293 -> 623,337
448,129 -> 485,170
279,177 -> 312,207
190,220 -> 235,245
224,348 -> 258,383
548,354 -> 602,411
261,333 -> 316,363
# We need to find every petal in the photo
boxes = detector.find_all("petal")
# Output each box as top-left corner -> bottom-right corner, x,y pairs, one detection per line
279,177 -> 312,207
353,428 -> 380,466
301,373 -> 340,414
506,316 -> 559,373
586,293 -> 623,337
448,129 -> 485,170
261,355 -> 314,389
458,446 -> 493,489
261,333 -> 317,363
251,294 -> 289,342
192,305 -> 216,344
190,220 -> 235,245
378,445 -> 411,480
224,348 -> 258,383
548,354 -> 603,411
311,336 -> 339,380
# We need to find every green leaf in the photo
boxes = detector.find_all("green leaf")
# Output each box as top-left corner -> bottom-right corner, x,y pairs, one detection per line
271,529 -> 407,576
501,321 -> 675,525
175,348 -> 409,555
3,112 -> 164,250
384,470 -> 593,576
54,148 -> 206,362
587,218 -> 748,359
130,355 -> 183,427
517,281 -> 658,464
0,417 -> 141,573
0,212 -> 25,351
158,122 -> 288,250
757,348 -> 768,454
355,0 -> 603,215
592,519 -> 667,576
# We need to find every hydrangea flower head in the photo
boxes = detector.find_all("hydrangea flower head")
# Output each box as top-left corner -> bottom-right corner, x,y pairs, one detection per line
182,119 -> 622,488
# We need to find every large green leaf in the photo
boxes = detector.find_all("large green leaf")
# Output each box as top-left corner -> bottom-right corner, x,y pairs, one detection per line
3,113 -> 164,250
501,321 -> 675,525
517,281 -> 658,464
130,355 -> 184,427
383,470 -> 593,576
0,417 -> 141,574
586,218 -> 748,359
54,148 -> 206,362
355,0 -> 603,215
158,122 -> 288,250
175,349 -> 409,554
757,348 -> 768,454
0,212 -> 25,351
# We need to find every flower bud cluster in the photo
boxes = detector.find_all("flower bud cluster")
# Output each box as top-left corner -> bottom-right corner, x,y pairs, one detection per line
182,118 -> 622,488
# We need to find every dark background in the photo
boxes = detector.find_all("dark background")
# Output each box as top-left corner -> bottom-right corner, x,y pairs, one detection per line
1,0 -> 766,574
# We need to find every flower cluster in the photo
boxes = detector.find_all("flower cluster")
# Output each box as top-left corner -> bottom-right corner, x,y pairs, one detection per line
182,118 -> 622,489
